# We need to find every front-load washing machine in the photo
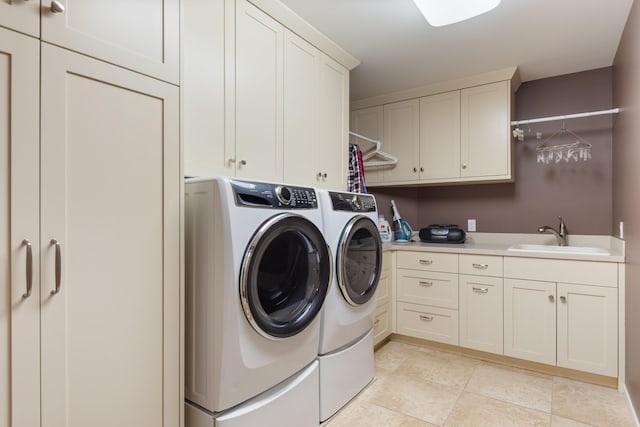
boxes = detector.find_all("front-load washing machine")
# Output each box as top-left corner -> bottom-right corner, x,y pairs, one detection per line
317,190 -> 383,421
184,177 -> 331,426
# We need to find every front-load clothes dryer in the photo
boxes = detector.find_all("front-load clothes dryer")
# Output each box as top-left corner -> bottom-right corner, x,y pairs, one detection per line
317,190 -> 382,421
184,177 -> 331,425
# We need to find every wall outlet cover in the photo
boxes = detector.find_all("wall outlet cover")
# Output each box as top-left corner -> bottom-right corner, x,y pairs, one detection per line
468,219 -> 477,232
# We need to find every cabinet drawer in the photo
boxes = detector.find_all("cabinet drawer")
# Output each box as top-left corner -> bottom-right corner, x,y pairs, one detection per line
397,302 -> 458,345
460,254 -> 503,277
396,251 -> 458,273
373,302 -> 391,346
397,270 -> 458,309
504,257 -> 618,287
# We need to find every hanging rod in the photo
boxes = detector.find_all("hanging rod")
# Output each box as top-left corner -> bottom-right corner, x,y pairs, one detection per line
510,108 -> 620,126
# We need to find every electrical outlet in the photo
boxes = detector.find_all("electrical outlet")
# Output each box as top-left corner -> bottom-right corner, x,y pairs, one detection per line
468,219 -> 476,232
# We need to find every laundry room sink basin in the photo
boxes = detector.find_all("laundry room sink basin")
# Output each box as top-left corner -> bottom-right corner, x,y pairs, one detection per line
507,244 -> 610,256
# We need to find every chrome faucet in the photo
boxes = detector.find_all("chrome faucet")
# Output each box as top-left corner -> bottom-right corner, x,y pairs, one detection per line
538,216 -> 568,246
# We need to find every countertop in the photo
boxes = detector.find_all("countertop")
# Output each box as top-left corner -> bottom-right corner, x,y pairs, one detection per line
382,232 -> 625,263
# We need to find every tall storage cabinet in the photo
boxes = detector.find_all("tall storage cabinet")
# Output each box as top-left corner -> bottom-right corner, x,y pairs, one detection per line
1,27 -> 41,427
2,10 -> 181,427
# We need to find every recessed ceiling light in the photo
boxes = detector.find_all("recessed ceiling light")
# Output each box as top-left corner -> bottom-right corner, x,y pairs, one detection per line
412,0 -> 502,27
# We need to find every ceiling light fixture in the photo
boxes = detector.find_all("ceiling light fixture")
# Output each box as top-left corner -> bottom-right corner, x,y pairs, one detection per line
412,0 -> 501,27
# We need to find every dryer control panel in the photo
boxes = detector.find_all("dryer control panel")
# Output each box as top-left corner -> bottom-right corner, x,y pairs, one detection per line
231,180 -> 318,209
329,192 -> 377,212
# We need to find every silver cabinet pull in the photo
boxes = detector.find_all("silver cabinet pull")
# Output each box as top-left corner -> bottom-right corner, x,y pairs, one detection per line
560,295 -> 567,303
419,281 -> 433,287
419,314 -> 434,321
22,239 -> 33,298
50,239 -> 61,295
413,167 -> 417,173
50,0 -> 64,13
227,157 -> 236,164
374,318 -> 380,325
323,172 -> 327,178
462,164 -> 467,169
472,286 -> 489,293
238,160 -> 247,166
419,259 -> 433,265
316,172 -> 322,179
548,295 -> 555,302
472,263 -> 489,269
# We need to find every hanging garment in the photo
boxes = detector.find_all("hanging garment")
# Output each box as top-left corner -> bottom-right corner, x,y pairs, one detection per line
347,143 -> 365,193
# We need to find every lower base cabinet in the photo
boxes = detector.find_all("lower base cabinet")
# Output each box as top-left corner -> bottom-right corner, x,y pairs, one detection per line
459,275 -> 503,354
391,251 -> 620,379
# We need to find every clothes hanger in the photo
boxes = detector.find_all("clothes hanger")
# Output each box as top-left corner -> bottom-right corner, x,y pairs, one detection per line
349,131 -> 398,167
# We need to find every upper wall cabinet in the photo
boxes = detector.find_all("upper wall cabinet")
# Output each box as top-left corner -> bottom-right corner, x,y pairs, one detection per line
351,68 -> 519,187
350,106 -> 384,185
38,0 -> 179,84
183,0 -> 358,189
0,1 -> 40,37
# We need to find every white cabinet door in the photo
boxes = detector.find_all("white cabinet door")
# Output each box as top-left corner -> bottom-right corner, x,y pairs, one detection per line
459,275 -> 503,354
351,106 -> 384,185
504,279 -> 556,365
235,0 -> 284,182
460,80 -> 511,179
317,54 -> 348,190
283,30 -> 319,187
0,1 -> 40,37
419,91 -> 461,180
557,283 -> 617,377
40,44 -> 180,427
182,0 -> 227,177
0,28 -> 40,427
382,99 -> 420,183
40,0 -> 179,83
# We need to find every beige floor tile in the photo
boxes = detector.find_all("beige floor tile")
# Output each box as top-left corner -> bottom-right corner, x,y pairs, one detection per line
374,341 -> 426,376
326,400 -> 437,427
550,415 -> 595,427
364,370 -> 462,425
393,348 -> 481,390
465,363 -> 553,412
552,377 -> 635,427
444,391 -> 551,427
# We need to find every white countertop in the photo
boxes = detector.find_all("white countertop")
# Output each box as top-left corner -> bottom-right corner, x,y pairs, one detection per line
383,232 -> 625,263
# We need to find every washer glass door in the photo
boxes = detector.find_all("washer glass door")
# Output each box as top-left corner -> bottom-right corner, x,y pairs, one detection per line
337,216 -> 382,306
241,213 -> 331,339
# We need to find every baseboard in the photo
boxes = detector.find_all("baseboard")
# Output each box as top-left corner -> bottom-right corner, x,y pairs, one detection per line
624,383 -> 640,427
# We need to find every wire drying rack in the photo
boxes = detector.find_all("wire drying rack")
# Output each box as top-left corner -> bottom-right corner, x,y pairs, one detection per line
535,125 -> 592,165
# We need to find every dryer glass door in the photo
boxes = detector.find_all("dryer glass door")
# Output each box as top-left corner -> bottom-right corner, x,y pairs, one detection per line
240,214 -> 331,339
337,216 -> 382,306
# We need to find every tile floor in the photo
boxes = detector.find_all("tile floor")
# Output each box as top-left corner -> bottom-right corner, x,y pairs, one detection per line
326,340 -> 637,427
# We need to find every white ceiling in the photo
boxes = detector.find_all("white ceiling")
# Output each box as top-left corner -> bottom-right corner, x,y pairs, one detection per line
280,0 -> 634,101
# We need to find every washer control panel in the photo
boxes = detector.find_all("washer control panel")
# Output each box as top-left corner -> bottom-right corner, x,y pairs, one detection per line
232,180 -> 318,209
329,192 -> 377,212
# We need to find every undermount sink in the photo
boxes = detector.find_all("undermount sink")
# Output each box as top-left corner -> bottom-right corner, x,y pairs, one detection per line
507,244 -> 610,256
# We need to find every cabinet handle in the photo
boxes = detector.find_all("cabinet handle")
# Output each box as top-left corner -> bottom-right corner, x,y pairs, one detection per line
419,281 -> 433,287
317,172 -> 323,179
413,167 -> 417,173
462,164 -> 467,169
419,259 -> 433,265
50,239 -> 61,295
50,0 -> 64,13
472,286 -> 488,293
22,239 -> 33,298
548,295 -> 555,302
419,314 -> 434,321
238,160 -> 247,166
560,295 -> 567,303
323,172 -> 327,178
420,167 -> 424,172
374,319 -> 380,325
227,157 -> 236,164
472,263 -> 488,269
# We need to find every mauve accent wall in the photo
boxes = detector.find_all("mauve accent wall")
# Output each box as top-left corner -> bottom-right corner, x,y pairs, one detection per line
613,0 -> 640,416
371,68 -> 614,235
